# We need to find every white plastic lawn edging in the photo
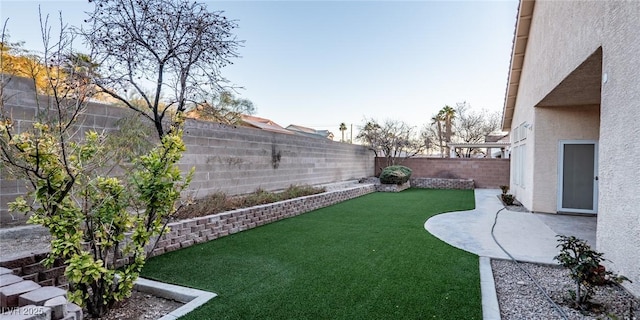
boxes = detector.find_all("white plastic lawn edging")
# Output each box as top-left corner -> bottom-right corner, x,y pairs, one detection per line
134,277 -> 217,320
479,256 -> 501,320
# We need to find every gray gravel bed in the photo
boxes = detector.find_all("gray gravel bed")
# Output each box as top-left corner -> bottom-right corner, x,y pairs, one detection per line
0,225 -> 51,260
492,259 -> 639,320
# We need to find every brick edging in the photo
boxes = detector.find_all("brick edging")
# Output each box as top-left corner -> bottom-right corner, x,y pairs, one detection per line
149,184 -> 376,256
410,177 -> 475,190
0,184 -> 376,287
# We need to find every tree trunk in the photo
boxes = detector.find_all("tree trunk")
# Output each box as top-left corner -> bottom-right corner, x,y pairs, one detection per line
437,122 -> 444,158
445,118 -> 452,157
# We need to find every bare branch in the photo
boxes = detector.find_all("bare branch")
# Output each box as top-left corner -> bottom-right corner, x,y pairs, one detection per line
82,0 -> 242,137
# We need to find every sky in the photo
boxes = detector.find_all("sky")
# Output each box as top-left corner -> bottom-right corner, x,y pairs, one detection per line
0,0 -> 519,140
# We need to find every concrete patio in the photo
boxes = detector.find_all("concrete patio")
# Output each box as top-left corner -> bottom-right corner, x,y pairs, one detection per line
425,189 -> 597,265
425,189 -> 598,320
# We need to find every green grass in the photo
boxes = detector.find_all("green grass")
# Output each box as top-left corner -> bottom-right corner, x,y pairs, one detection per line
141,189 -> 480,319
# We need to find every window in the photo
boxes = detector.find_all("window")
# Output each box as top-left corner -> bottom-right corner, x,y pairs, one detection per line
512,123 -> 527,188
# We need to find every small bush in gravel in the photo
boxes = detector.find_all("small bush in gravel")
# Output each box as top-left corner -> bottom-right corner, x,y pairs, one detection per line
379,165 -> 412,185
554,235 -> 630,309
501,194 -> 515,206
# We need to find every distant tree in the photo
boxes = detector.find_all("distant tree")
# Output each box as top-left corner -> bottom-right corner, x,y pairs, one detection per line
356,120 -> 382,156
440,105 -> 456,155
187,91 -> 255,125
429,114 -> 445,157
60,52 -> 100,98
1,31 -> 64,95
356,118 -> 424,167
452,102 -> 500,157
419,123 -> 439,156
423,102 -> 498,158
82,0 -> 242,138
339,122 -> 347,142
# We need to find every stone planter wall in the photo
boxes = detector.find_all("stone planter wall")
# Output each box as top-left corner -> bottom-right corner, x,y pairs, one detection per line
0,267 -> 82,320
410,177 -> 474,190
375,182 -> 410,192
149,184 -> 376,257
0,184 -> 376,290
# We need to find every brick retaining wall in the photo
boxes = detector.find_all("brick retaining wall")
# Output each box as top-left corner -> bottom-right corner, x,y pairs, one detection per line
149,184 -> 376,257
410,177 -> 474,190
0,184 -> 376,286
0,253 -> 67,290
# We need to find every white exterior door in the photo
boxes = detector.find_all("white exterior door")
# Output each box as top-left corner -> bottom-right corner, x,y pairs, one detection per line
557,141 -> 598,214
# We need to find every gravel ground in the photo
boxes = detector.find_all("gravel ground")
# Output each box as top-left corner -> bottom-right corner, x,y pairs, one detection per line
0,225 -> 51,260
94,290 -> 183,320
492,259 -> 639,320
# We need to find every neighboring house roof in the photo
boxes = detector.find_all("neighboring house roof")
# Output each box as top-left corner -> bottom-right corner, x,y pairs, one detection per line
484,134 -> 509,143
286,124 -> 335,140
497,133 -> 510,144
447,142 -> 511,149
502,0 -> 536,131
240,115 -> 293,135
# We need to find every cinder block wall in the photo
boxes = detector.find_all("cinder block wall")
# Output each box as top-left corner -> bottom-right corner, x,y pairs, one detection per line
375,158 -> 510,189
0,76 -> 375,226
182,120 -> 374,198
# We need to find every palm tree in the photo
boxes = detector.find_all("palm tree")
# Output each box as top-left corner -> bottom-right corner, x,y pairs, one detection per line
437,105 -> 456,157
441,105 -> 456,144
339,122 -> 347,142
431,115 -> 444,158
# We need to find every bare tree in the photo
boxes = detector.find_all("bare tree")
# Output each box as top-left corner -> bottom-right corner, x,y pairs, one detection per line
430,114 -> 445,157
356,118 -> 424,167
2,13 -> 193,316
420,122 -> 441,156
187,91 -> 255,125
82,0 -> 242,137
453,102 -> 500,157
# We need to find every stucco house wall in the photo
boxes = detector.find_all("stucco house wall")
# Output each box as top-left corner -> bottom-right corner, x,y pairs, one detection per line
508,0 -> 605,211
512,1 -> 604,112
531,106 -> 600,213
596,1 -> 640,297
505,0 -> 640,296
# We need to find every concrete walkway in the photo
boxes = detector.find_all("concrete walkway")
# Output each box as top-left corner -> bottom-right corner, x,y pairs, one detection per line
425,189 -> 597,320
425,189 -> 597,264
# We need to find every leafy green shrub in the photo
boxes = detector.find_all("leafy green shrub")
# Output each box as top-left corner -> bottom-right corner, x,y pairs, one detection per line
554,235 -> 630,308
4,122 -> 192,317
379,165 -> 412,185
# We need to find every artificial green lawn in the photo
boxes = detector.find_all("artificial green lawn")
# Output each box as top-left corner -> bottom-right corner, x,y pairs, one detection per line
141,189 -> 480,319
